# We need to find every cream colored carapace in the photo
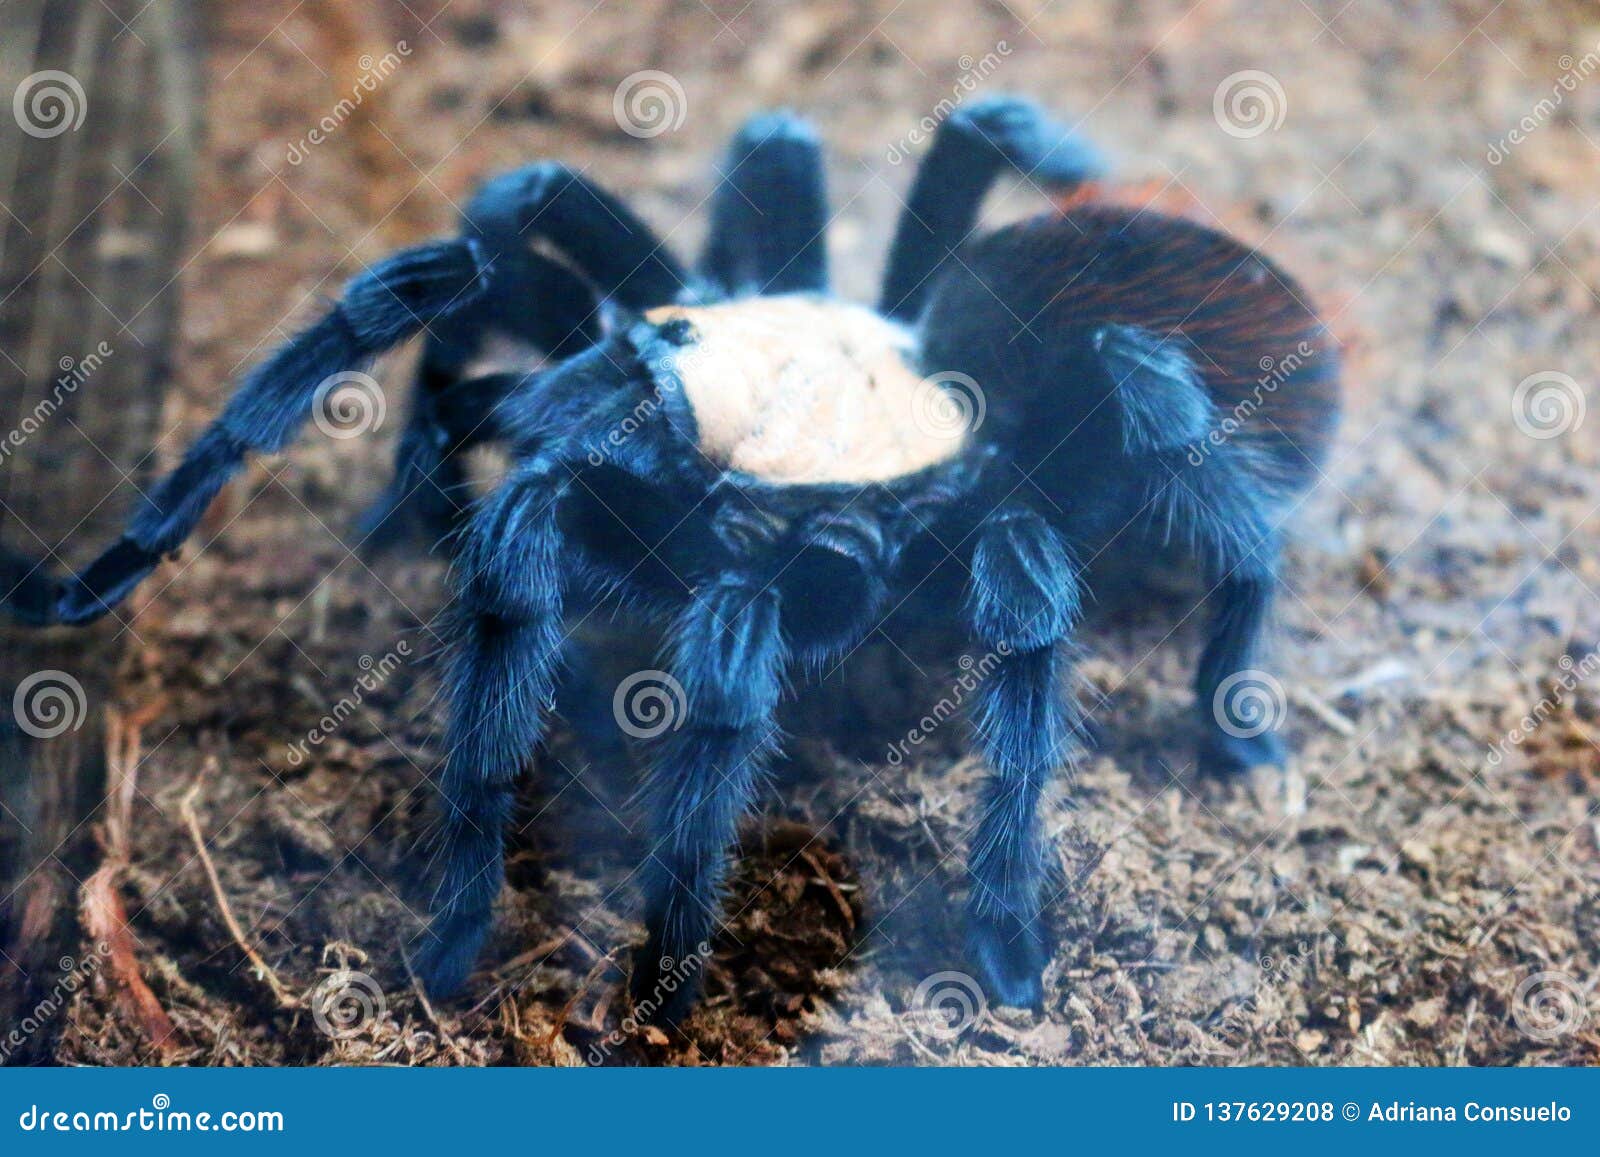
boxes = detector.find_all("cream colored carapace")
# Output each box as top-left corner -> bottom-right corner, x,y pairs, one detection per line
644,296 -> 967,486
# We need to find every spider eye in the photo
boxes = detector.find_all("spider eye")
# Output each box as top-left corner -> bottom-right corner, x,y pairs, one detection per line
655,317 -> 696,346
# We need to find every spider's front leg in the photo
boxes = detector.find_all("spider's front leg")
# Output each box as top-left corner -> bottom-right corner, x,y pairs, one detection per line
41,239 -> 489,626
366,163 -> 695,550
632,573 -> 788,1024
962,507 -> 1083,1009
416,457 -> 568,994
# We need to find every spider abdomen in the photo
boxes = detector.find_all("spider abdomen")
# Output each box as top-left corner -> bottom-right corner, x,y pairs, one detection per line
919,205 -> 1340,493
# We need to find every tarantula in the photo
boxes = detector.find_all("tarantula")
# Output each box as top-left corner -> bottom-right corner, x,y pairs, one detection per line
5,97 -> 1339,1020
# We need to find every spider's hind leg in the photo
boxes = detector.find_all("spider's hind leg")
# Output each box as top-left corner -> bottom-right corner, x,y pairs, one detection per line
880,95 -> 1103,321
1194,523 -> 1285,776
1089,323 -> 1292,776
1197,559 -> 1283,776
699,111 -> 829,296
1149,450 -> 1287,776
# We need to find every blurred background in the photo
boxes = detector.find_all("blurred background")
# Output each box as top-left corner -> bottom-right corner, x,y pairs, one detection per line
1,0 -> 1598,1066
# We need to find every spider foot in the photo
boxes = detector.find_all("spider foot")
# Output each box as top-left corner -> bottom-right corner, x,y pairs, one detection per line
953,95 -> 1104,188
966,908 -> 1050,1011
412,906 -> 492,998
629,942 -> 704,1027
1197,726 -> 1286,777
57,537 -> 163,626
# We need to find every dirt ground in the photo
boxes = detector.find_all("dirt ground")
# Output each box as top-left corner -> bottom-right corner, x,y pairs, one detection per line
25,0 -> 1600,1065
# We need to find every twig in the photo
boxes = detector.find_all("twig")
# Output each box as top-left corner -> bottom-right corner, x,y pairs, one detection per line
79,710 -> 179,1057
1290,685 -> 1358,737
801,847 -> 856,929
1454,995 -> 1477,1066
82,868 -> 180,1056
401,945 -> 466,1063
545,950 -> 622,1051
179,764 -> 299,1008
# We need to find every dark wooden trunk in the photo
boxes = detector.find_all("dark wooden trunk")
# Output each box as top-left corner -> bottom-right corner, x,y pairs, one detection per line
0,0 -> 200,1064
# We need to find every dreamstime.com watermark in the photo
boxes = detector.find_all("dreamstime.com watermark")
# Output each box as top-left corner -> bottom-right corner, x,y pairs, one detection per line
612,669 -> 688,740
908,970 -> 987,1043
886,645 -> 1011,767
1213,70 -> 1287,139
1186,341 -> 1315,465
1211,669 -> 1289,740
613,70 -> 687,138
1484,646 -> 1600,767
1510,370 -> 1586,440
0,342 -> 113,467
1196,941 -> 1313,1057
0,943 -> 110,1064
12,669 -> 89,740
586,944 -> 711,1064
12,70 -> 87,139
885,43 -> 1013,164
312,370 -> 386,439
911,371 -> 986,440
17,1095 -> 283,1134
1487,43 -> 1600,164
310,968 -> 388,1040
286,42 -> 412,165
283,642 -> 411,767
1511,969 -> 1590,1042
585,345 -> 687,467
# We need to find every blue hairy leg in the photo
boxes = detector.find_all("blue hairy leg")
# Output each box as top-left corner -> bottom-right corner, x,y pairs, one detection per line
415,457 -> 568,994
880,95 -> 1102,321
962,507 -> 1083,1008
50,239 -> 489,625
631,574 -> 788,1023
699,111 -> 829,296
